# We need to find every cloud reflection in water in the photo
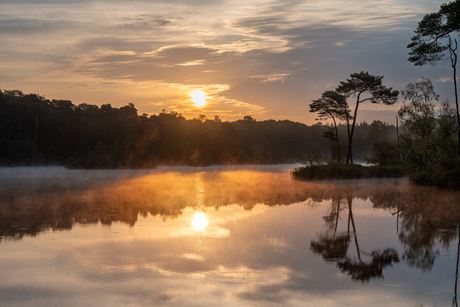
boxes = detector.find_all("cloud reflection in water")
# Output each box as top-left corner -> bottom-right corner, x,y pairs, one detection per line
0,167 -> 459,306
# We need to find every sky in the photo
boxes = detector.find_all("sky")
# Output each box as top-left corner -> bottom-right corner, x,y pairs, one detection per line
0,0 -> 457,125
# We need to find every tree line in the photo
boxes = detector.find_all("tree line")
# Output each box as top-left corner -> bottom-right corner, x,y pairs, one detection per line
0,89 -> 396,168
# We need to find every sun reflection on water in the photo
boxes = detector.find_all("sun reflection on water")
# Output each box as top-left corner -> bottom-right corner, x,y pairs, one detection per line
192,212 -> 208,231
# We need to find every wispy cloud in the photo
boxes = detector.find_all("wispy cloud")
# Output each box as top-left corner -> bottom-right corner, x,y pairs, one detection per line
248,73 -> 291,83
435,77 -> 459,83
0,0 -> 452,122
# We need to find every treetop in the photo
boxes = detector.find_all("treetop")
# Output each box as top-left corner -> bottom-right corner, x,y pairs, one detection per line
407,0 -> 460,66
336,71 -> 399,105
310,90 -> 350,121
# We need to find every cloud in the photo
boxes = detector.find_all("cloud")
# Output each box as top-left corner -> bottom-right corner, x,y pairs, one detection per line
248,73 -> 291,83
0,0 -> 454,123
435,77 -> 459,83
0,18 -> 74,35
120,15 -> 176,28
436,77 -> 451,83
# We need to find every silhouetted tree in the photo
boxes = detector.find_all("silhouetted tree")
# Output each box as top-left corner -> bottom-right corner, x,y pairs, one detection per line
336,72 -> 399,164
243,115 -> 256,122
407,0 -> 460,153
398,78 -> 438,139
310,91 -> 351,163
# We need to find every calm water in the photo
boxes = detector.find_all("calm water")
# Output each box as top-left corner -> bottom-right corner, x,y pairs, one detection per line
0,166 -> 459,307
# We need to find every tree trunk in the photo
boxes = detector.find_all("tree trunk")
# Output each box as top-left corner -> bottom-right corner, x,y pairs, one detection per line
449,37 -> 460,155
17,114 -> 21,142
345,111 -> 351,165
332,116 -> 341,163
347,192 -> 362,262
7,114 -> 13,141
334,199 -> 340,233
346,95 -> 361,164
34,116 -> 39,145
454,220 -> 460,307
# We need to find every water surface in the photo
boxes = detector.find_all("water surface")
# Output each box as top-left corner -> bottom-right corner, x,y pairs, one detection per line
0,166 -> 459,306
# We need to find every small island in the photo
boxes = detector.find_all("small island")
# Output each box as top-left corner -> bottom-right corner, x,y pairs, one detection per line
292,74 -> 460,190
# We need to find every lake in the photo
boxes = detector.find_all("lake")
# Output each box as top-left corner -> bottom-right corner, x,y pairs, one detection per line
0,166 -> 459,307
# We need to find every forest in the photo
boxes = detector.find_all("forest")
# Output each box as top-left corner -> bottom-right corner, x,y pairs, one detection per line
0,89 -> 396,168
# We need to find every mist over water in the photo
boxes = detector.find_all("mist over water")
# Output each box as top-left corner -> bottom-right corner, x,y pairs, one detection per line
0,166 -> 459,306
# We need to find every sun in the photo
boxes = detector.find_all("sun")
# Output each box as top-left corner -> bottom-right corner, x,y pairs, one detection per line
190,89 -> 208,107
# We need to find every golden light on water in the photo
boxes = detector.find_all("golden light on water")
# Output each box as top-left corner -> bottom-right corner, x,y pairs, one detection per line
192,212 -> 208,231
190,90 -> 208,107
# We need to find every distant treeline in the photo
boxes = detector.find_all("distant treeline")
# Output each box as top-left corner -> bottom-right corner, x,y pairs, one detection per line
0,89 -> 396,168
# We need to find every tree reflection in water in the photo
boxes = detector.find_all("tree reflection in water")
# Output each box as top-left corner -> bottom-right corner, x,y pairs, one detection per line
454,222 -> 460,307
368,184 -> 460,304
0,168 -> 325,240
310,188 -> 350,262
371,185 -> 460,272
310,188 -> 399,282
305,179 -> 460,286
1,168 -> 460,301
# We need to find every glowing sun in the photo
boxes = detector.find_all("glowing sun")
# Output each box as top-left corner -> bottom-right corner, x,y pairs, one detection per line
190,89 -> 208,107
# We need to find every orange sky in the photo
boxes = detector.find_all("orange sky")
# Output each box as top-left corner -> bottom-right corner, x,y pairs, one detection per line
0,0 -> 456,125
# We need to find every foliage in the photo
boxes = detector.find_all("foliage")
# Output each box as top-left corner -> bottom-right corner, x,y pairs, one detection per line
407,0 -> 459,66
296,148 -> 326,166
310,90 -> 351,163
310,91 -> 350,123
398,79 -> 460,189
398,78 -> 438,138
407,0 -> 460,154
0,138 -> 44,165
322,126 -> 347,164
363,139 -> 400,167
336,71 -> 399,164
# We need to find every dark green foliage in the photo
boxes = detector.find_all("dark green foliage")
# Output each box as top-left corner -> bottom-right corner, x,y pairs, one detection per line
0,138 -> 44,165
399,112 -> 460,188
398,79 -> 460,189
363,139 -> 400,167
291,164 -> 405,180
